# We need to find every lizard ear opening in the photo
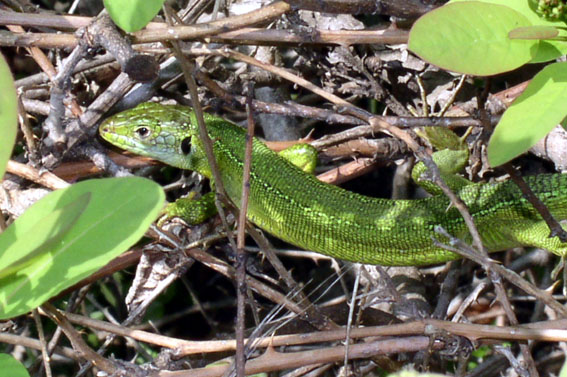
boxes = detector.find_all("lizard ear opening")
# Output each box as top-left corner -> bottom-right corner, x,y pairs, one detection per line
180,137 -> 191,155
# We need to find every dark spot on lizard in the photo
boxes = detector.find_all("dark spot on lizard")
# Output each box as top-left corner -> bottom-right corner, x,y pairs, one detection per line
181,137 -> 191,155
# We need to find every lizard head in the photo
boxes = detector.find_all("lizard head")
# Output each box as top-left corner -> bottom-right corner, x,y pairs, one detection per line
99,102 -> 199,171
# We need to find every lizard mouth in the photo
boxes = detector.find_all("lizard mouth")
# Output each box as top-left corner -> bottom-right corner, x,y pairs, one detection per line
99,124 -> 140,152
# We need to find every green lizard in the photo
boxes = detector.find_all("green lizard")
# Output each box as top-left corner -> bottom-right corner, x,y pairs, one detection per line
99,102 -> 567,266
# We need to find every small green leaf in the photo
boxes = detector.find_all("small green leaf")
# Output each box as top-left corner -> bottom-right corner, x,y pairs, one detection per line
532,41 -> 566,63
0,177 -> 164,319
0,193 -> 91,279
0,53 -> 18,180
509,25 -> 559,39
103,0 -> 166,32
0,354 -> 30,377
409,1 -> 537,75
488,62 -> 567,166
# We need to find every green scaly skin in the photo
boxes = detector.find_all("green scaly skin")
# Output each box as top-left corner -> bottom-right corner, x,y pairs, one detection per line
99,102 -> 567,266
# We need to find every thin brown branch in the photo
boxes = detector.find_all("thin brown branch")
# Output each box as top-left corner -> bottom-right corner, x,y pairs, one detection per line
6,160 -> 69,189
233,83 -> 256,377
29,309 -> 567,357
41,303 -> 121,374
316,158 -> 380,185
133,1 -> 291,43
32,309 -> 52,377
0,332 -> 78,360
0,27 -> 409,49
157,336 -> 442,377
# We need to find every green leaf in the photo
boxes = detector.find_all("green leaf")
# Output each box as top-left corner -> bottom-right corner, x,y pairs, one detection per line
409,1 -> 537,76
0,177 -> 164,319
532,41 -> 567,63
488,62 -> 567,166
450,0 -> 567,62
103,0 -> 166,32
0,354 -> 30,377
509,25 -> 559,39
0,193 -> 91,279
0,53 -> 18,180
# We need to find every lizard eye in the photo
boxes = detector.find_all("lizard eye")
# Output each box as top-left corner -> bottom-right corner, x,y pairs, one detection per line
135,126 -> 150,138
180,137 -> 191,155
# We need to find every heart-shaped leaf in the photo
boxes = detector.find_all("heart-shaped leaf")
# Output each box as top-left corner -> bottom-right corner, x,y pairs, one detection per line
409,1 -> 537,75
0,177 -> 164,319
